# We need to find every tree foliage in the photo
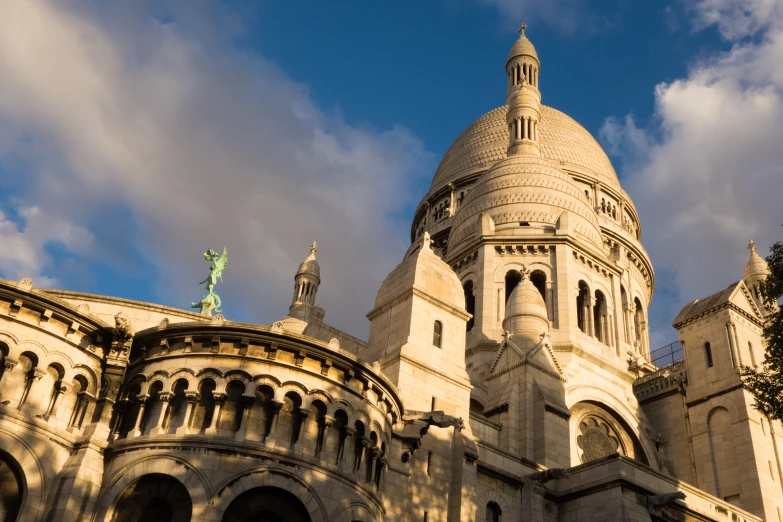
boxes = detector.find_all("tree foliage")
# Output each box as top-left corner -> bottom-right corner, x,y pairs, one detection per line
741,234 -> 783,421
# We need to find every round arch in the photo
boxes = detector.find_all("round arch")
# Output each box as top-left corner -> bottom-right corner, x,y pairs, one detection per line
328,499 -> 379,522
93,456 -> 209,522
565,385 -> 656,466
208,468 -> 326,522
0,428 -> 46,521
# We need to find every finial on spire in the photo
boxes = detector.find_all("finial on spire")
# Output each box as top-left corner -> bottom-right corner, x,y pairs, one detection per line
519,22 -> 527,36
748,239 -> 756,254
310,241 -> 317,256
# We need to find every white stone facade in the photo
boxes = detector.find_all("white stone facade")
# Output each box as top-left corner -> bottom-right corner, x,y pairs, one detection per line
0,26 -> 779,522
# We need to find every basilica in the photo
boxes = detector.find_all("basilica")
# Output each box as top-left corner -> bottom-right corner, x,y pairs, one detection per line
0,26 -> 780,522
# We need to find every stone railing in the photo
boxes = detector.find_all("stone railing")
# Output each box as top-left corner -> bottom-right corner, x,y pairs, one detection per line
633,360 -> 687,403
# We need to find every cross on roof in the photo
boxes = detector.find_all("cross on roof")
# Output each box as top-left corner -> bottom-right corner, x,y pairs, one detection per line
310,241 -> 317,255
748,239 -> 756,253
519,23 -> 527,36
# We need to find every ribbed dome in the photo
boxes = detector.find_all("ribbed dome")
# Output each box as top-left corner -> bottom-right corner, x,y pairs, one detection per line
296,244 -> 320,281
745,240 -> 770,283
508,33 -> 538,62
429,105 -> 626,198
448,155 -> 604,251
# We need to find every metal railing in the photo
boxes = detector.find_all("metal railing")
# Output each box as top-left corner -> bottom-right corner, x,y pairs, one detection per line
649,341 -> 684,368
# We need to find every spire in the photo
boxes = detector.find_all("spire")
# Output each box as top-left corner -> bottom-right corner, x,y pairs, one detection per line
502,266 -> 549,342
505,24 -> 541,157
744,239 -> 770,311
290,242 -> 321,312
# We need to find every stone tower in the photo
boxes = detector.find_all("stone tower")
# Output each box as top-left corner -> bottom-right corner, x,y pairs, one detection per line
670,243 -> 783,519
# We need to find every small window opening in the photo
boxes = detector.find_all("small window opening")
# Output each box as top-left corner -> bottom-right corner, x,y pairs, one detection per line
486,501 -> 502,522
705,342 -> 714,368
464,281 -> 476,332
519,221 -> 530,226
433,321 -> 443,348
427,451 -> 433,476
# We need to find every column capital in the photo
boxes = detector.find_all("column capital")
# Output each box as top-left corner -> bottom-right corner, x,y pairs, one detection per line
298,407 -> 311,420
212,391 -> 227,405
323,416 -> 335,428
270,400 -> 284,413
3,359 -> 17,372
240,394 -> 256,407
159,392 -> 173,403
185,391 -> 201,403
344,426 -> 357,437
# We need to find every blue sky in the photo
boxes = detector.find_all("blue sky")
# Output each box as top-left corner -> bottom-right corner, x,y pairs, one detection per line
0,0 -> 780,347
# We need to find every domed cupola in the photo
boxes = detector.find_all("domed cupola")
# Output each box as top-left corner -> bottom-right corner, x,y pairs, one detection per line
745,239 -> 770,310
506,24 -> 542,157
503,268 -> 549,344
290,242 -> 321,313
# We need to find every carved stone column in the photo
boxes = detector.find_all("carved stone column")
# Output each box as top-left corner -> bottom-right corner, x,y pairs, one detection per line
205,392 -> 226,436
293,407 -> 310,454
264,400 -> 284,447
176,391 -> 200,435
319,416 -> 334,462
340,426 -> 356,473
43,380 -> 67,420
369,447 -> 381,487
0,358 -> 18,399
355,437 -> 371,478
586,296 -> 595,337
149,392 -> 172,436
110,399 -> 130,440
129,395 -> 149,438
234,395 -> 255,442
18,369 -> 44,412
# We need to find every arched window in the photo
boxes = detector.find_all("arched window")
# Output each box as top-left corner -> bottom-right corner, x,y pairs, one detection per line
191,379 -> 216,435
464,281 -> 475,332
705,342 -> 714,368
577,281 -> 590,334
486,501 -> 502,522
594,290 -> 607,344
530,270 -> 547,304
311,400 -> 328,456
433,321 -> 443,348
470,398 -> 485,416
165,379 -> 189,434
633,297 -> 644,346
505,270 -> 522,303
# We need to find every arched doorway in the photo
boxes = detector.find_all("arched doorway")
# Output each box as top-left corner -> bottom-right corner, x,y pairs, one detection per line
110,473 -> 192,522
0,450 -> 24,522
221,486 -> 311,522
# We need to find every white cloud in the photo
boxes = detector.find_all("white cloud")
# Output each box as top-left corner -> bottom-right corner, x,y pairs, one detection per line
0,0 -> 431,337
601,0 -> 783,339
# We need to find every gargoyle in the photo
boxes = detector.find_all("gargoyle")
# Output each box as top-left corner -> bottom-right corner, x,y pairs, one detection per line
647,491 -> 686,511
403,410 -> 464,432
525,467 -> 570,485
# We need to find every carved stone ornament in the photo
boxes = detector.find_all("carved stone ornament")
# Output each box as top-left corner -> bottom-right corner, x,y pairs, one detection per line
577,417 -> 620,463
328,338 -> 340,351
112,312 -> 134,344
17,278 -> 33,291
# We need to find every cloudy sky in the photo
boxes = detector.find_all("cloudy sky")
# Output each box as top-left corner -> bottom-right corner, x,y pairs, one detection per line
0,0 -> 779,346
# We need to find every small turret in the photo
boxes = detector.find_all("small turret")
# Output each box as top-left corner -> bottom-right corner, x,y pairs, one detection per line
506,23 -> 542,157
289,242 -> 321,319
744,239 -> 770,311
502,268 -> 549,346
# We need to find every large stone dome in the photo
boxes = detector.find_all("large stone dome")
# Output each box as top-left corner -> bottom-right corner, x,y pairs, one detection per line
448,155 -> 604,252
429,105 -> 625,197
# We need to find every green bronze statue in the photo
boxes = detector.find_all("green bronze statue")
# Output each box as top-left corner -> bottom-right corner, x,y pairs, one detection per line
191,247 -> 228,316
